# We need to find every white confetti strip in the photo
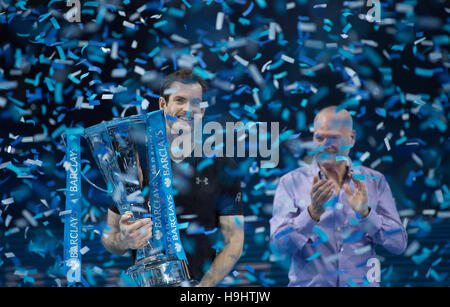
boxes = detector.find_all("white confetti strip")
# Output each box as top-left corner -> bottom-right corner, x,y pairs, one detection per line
170,34 -> 189,44
286,2 -> 296,9
422,209 -> 436,215
59,209 -> 72,216
298,22 -> 317,32
435,190 -> 444,203
80,246 -> 90,255
141,99 -> 150,110
384,136 -> 391,151
111,42 -> 118,59
404,240 -> 420,257
101,94 -> 114,100
24,159 -> 43,167
5,215 -> 12,227
359,151 -> 370,162
269,22 -> 277,40
354,245 -> 371,255
22,209 -> 38,227
399,209 -> 416,217
411,153 -> 423,167
233,54 -> 249,67
281,54 -> 295,64
215,12 -> 224,30
134,65 -> 145,76
2,197 -> 15,205
437,211 -> 450,218
122,20 -> 135,29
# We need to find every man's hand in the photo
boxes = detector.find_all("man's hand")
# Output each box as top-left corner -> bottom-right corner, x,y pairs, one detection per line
343,174 -> 369,217
308,175 -> 334,222
119,211 -> 153,250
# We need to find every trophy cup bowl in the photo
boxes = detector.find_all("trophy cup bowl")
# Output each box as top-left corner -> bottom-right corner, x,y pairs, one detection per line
83,112 -> 194,287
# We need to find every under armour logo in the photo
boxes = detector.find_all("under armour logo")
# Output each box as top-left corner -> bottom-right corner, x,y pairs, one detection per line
196,177 -> 208,185
235,192 -> 242,203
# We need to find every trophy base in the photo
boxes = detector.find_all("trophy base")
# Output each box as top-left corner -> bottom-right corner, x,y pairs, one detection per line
126,256 -> 196,287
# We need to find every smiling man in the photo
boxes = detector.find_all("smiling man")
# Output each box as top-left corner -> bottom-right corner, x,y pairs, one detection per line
270,105 -> 407,287
102,69 -> 244,287
158,70 -> 205,153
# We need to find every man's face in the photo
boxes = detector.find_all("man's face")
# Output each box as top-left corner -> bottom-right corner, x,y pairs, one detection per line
159,81 -> 205,133
313,113 -> 355,167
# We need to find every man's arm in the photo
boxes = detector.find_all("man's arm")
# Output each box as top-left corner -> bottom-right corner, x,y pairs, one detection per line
102,209 -> 153,255
360,175 -> 407,255
197,215 -> 244,287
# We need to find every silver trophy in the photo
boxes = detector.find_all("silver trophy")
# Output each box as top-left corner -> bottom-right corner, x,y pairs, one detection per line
83,111 -> 193,287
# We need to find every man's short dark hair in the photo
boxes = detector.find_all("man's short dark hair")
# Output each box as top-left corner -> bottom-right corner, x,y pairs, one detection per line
160,69 -> 208,102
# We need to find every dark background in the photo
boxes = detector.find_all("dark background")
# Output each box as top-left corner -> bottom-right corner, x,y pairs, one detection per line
0,0 -> 449,286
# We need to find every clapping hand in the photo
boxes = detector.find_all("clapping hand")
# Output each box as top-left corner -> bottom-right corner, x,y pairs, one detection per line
343,173 -> 369,217
308,175 -> 334,221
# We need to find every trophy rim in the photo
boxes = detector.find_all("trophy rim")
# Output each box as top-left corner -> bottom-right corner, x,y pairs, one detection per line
83,110 -> 165,137
84,114 -> 147,136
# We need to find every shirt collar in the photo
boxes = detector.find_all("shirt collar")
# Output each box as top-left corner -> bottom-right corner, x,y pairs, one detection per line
310,156 -> 354,180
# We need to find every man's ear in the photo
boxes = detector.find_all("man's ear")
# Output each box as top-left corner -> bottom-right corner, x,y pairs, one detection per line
159,97 -> 167,110
351,129 -> 356,146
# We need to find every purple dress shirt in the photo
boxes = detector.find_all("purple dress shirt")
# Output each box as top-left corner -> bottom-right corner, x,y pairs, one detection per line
270,159 -> 407,287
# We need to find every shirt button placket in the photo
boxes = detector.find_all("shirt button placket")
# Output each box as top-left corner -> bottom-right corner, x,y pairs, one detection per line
336,191 -> 346,287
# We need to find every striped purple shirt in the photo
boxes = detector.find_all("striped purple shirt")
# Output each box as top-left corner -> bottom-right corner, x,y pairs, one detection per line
270,159 -> 407,287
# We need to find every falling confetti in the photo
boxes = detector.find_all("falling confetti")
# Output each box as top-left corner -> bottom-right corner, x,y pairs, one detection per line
0,0 -> 448,287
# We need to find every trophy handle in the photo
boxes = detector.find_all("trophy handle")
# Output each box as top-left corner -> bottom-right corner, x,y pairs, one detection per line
80,168 -> 111,193
62,132 -> 162,195
61,132 -> 112,194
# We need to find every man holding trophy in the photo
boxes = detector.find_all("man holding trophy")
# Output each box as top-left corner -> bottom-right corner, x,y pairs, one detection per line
100,69 -> 244,287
